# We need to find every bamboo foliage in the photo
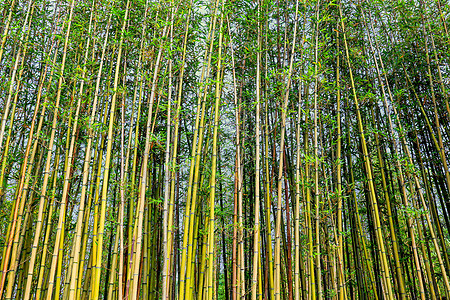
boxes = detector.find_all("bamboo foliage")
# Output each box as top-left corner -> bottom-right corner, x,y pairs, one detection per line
0,0 -> 450,299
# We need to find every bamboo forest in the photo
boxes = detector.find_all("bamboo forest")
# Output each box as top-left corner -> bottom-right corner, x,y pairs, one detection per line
1,0 -> 450,299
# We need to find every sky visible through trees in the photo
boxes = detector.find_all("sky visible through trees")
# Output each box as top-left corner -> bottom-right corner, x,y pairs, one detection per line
0,0 -> 449,299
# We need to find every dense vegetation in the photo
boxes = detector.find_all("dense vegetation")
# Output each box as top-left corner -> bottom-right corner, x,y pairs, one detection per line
0,0 -> 449,299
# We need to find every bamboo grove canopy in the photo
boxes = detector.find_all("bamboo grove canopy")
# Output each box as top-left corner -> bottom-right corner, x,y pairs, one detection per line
0,0 -> 450,299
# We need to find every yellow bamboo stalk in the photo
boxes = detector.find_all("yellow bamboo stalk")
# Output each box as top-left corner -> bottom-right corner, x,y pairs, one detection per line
274,1 -> 299,299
